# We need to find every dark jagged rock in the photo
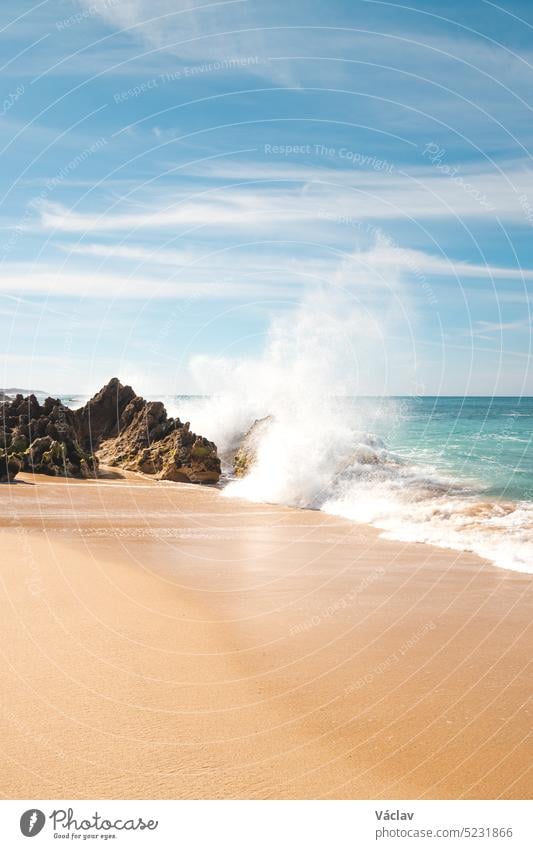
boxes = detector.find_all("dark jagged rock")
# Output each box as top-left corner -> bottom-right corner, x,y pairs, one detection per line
1,392 -> 98,480
75,376 -> 136,451
0,451 -> 21,482
98,394 -> 220,483
233,415 -> 273,477
0,378 -> 220,484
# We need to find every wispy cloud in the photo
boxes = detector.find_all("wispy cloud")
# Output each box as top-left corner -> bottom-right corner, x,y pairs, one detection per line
474,318 -> 532,334
4,231 -> 533,303
357,242 -> 533,282
60,238 -> 533,283
0,263 -> 287,299
31,152 -> 533,243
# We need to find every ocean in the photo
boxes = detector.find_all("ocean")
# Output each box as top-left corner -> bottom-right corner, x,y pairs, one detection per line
177,394 -> 533,575
60,392 -> 533,574
321,396 -> 533,575
381,396 -> 533,503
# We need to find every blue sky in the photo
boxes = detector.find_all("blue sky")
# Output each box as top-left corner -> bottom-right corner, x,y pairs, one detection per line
1,0 -> 532,395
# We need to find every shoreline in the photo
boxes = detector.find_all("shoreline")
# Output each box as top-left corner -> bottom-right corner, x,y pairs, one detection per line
1,472 -> 532,799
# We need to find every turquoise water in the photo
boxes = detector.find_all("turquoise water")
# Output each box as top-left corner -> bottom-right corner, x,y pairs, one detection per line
382,397 -> 533,503
312,395 -> 533,573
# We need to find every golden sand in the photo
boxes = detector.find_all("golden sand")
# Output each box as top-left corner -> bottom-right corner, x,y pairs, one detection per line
0,471 -> 531,799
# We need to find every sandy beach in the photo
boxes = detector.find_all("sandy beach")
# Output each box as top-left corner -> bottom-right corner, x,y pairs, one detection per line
0,471 -> 531,800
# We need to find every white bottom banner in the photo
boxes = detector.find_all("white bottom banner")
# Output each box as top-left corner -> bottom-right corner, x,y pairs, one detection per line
1,800 -> 531,848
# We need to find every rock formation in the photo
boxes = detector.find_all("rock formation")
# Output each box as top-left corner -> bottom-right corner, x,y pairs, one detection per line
0,393 -> 98,480
75,377 -> 136,451
98,393 -> 220,484
0,378 -> 220,485
0,451 -> 21,483
233,415 -> 273,477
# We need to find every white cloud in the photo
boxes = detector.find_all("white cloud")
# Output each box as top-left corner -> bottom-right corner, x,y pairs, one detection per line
61,237 -> 533,283
32,153 -> 533,244
3,231 -> 533,302
355,242 -> 533,282
77,0 -> 296,84
57,242 -> 196,265
0,263 -> 289,299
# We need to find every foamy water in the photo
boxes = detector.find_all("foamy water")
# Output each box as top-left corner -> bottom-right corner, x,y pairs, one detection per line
209,407 -> 533,575
171,295 -> 533,575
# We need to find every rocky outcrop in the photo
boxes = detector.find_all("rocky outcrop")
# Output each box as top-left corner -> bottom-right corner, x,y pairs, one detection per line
75,377 -> 136,451
0,378 -> 220,484
98,394 -> 220,483
233,415 -> 272,477
0,393 -> 99,480
0,450 -> 21,482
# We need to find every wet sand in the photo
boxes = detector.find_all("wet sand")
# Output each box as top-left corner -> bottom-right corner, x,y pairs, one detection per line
0,471 -> 531,799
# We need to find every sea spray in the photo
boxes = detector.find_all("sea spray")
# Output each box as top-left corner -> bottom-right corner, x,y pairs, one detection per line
172,297 -> 533,575
177,292 -> 396,504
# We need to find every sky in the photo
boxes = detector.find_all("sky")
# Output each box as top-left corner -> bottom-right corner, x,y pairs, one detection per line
0,0 -> 532,396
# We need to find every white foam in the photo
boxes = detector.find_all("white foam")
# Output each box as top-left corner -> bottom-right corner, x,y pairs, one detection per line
323,475 -> 533,574
174,295 -> 533,575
